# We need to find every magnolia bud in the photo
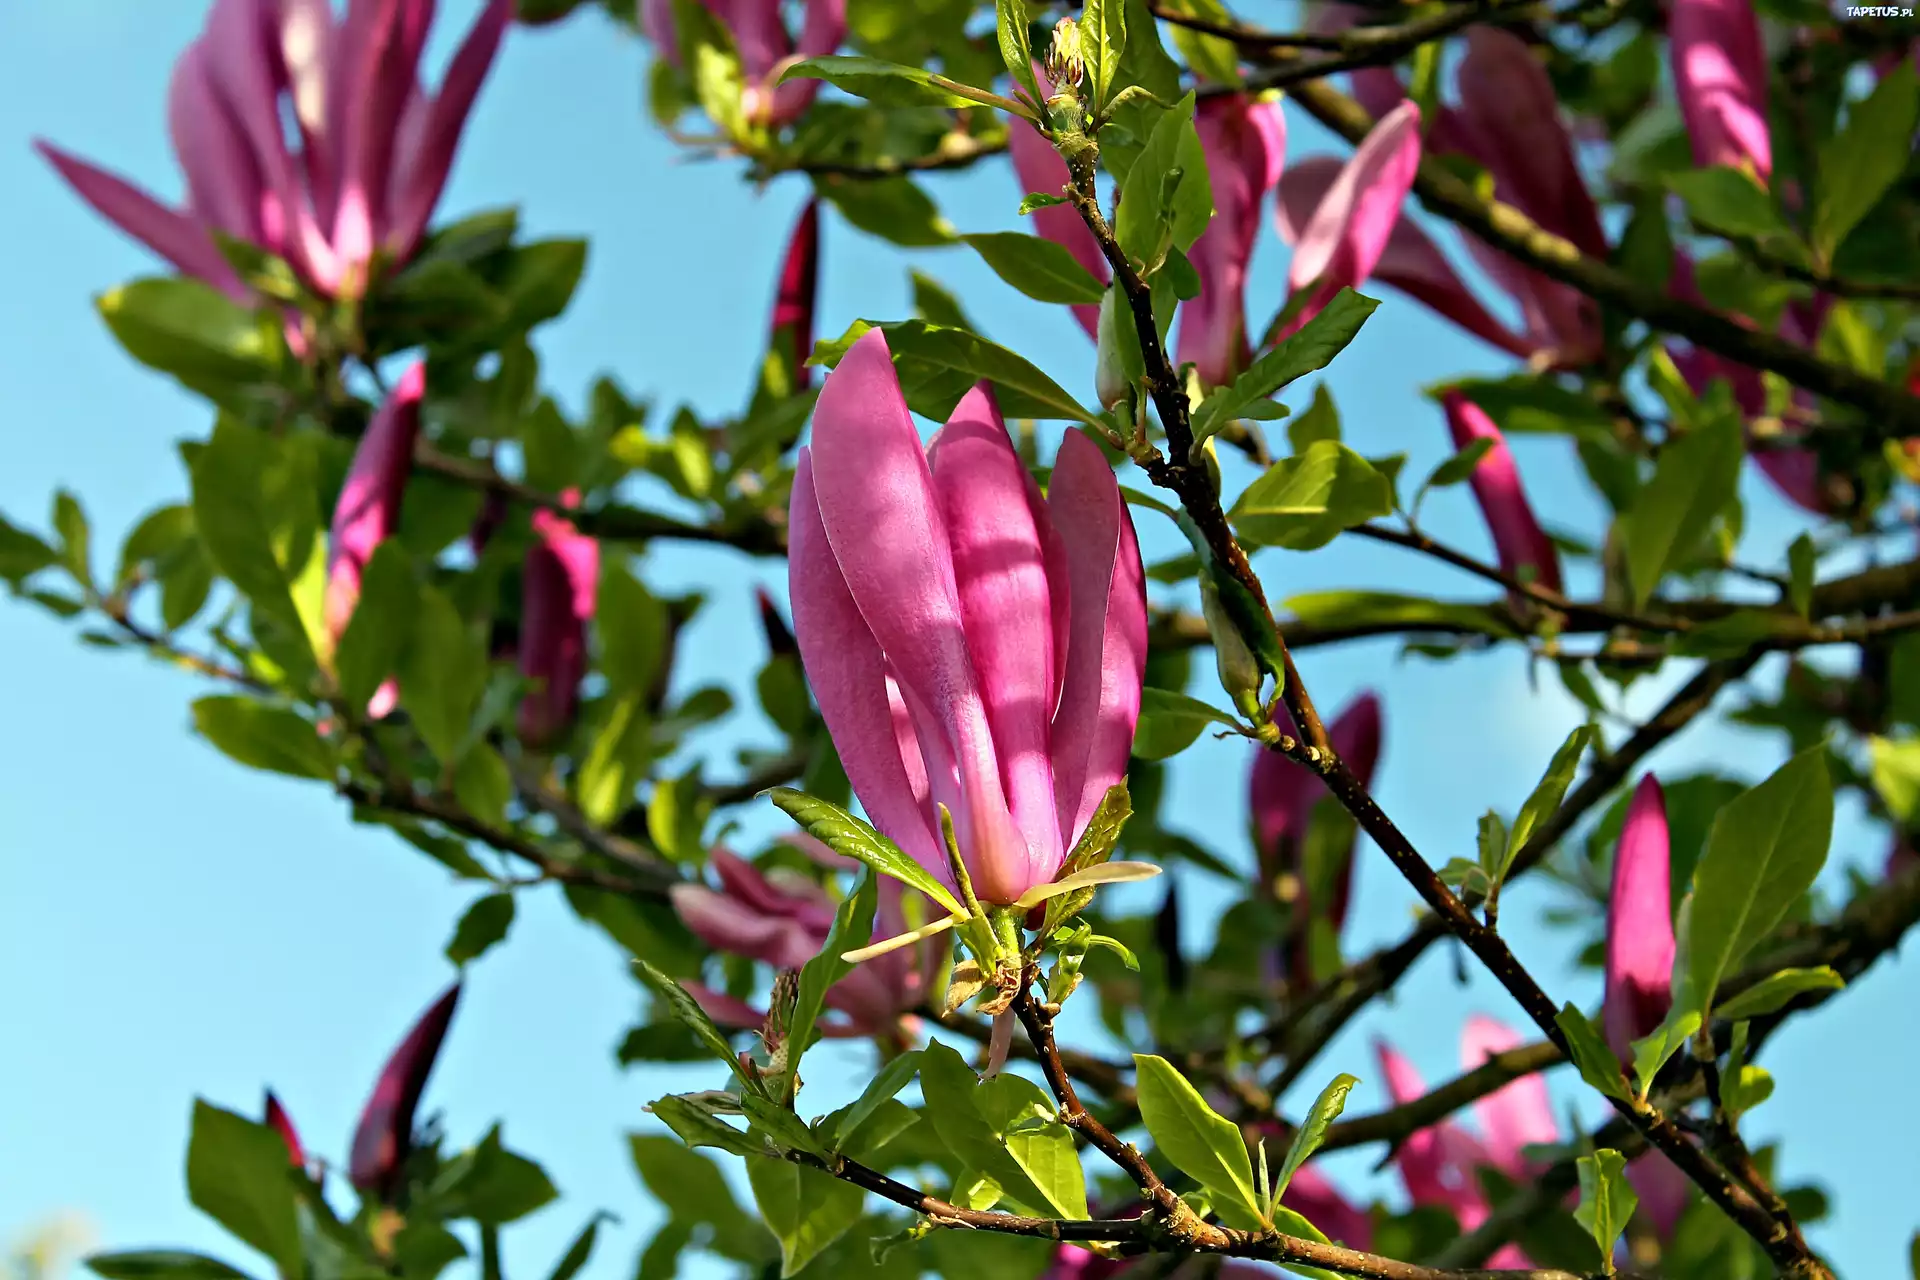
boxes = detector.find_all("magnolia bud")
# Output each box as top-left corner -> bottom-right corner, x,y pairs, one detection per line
1094,289 -> 1128,409
1201,572 -> 1262,717
1046,17 -> 1084,90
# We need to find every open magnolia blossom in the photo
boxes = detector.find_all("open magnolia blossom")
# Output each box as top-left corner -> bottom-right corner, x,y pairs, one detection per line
39,0 -> 513,304
786,328 -> 1149,913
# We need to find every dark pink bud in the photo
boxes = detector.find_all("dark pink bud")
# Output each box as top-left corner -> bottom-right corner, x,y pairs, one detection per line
755,585 -> 798,658
326,364 -> 424,642
518,496 -> 600,747
770,200 -> 820,385
264,1090 -> 307,1169
1441,391 -> 1562,596
1604,776 -> 1675,1055
348,982 -> 462,1198
467,489 -> 509,558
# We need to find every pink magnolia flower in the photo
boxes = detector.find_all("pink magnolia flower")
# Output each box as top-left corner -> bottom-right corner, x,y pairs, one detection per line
671,843 -> 936,1038
1440,391 -> 1563,597
326,362 -> 423,719
1671,0 -> 1773,181
1179,95 -> 1288,388
1602,776 -> 1691,1237
1274,100 -> 1424,338
264,1090 -> 307,1169
518,496 -> 599,748
788,329 -> 1147,905
349,982 -> 462,1198
1248,693 -> 1382,986
770,199 -> 821,383
646,0 -> 846,127
1377,1020 -> 1558,1267
1007,65 -> 1112,339
38,0 -> 513,304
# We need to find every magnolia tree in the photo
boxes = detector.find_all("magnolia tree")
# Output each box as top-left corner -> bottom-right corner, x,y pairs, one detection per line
13,0 -> 1920,1277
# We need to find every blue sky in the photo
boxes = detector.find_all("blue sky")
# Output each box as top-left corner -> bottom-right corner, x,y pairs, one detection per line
1,3 -> 1913,1278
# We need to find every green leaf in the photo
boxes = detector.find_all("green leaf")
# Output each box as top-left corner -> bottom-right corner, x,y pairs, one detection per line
333,540 -> 416,710
1627,1008 -> 1699,1101
446,893 -> 516,966
191,697 -> 334,780
1421,436 -> 1496,492
1193,289 -> 1379,448
97,277 -> 283,403
1282,590 -> 1516,639
768,788 -> 965,915
452,742 -> 512,828
497,240 -> 588,333
1574,1148 -> 1638,1273
543,1215 -> 610,1280
813,319 -> 1095,423
1162,0 -> 1243,85
647,768 -> 711,863
577,694 -> 653,826
816,176 -> 958,248
1474,810 -> 1509,880
628,1134 -> 767,1259
1686,747 -> 1833,1015
400,585 -> 488,766
824,1050 -> 924,1151
1287,383 -> 1341,452
1812,63 -> 1920,262
785,871 -> 879,1083
963,232 -> 1108,305
1714,966 -> 1844,1022
1266,1207 -> 1343,1280
644,1096 -> 761,1157
86,1253 -> 255,1280
1132,1053 -> 1262,1229
1083,0 -> 1125,108
185,1100 -> 303,1276
634,958 -> 764,1094
741,1096 -> 831,1158
1553,1004 -> 1631,1102
996,0 -> 1041,107
671,0 -> 746,137
1132,687 -> 1238,759
1786,533 -> 1816,619
1721,1063 -> 1774,1119
781,56 -> 1027,114
919,1041 -> 1083,1217
983,1074 -> 1089,1219
1114,93 -> 1212,277
1667,166 -> 1796,243
597,560 -> 668,695
1620,413 -> 1742,607
1228,441 -> 1395,551
746,1159 -> 866,1278
1869,735 -> 1920,825
52,489 -> 92,589
1274,1073 -> 1358,1200
911,270 -> 977,330
1501,724 -> 1597,878
190,418 -> 323,665
429,1126 -> 559,1224
0,511 -> 59,583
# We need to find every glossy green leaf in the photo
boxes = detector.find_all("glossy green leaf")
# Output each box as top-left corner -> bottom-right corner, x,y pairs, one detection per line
1266,1206 -> 1343,1280
1193,290 -> 1379,448
184,1101 -> 302,1276
784,871 -> 879,1085
1502,724 -> 1596,878
543,1215 -> 610,1280
598,561 -> 668,696
1282,590 -> 1516,639
1132,688 -> 1238,759
1620,414 -> 1742,607
964,233 -> 1108,305
1114,93 -> 1211,277
768,788 -> 965,915
816,176 -> 958,248
746,1158 -> 866,1278
97,277 -> 283,403
1686,747 -> 1833,1015
643,1096 -> 761,1157
191,697 -> 334,780
1553,1004 -> 1631,1102
1274,1073 -> 1358,1200
824,1050 -> 924,1151
429,1126 -> 558,1224
813,319 -> 1095,423
399,585 -> 488,766
1667,166 -> 1795,243
996,0 -> 1041,106
1574,1148 -> 1638,1272
634,958 -> 764,1094
190,417 -> 323,662
1627,1008 -> 1699,1101
1787,533 -> 1816,619
1869,735 -> 1920,825
1228,441 -> 1395,551
981,1074 -> 1089,1219
86,1253 -> 254,1280
781,56 -> 1027,114
1813,63 -> 1920,262
1083,0 -> 1125,108
577,694 -> 653,826
1133,1053 -> 1262,1229
333,540 -> 416,710
446,893 -> 516,966
919,1041 -> 1081,1217
1714,966 -> 1844,1022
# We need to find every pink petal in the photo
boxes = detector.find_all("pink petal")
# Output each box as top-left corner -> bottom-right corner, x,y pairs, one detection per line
767,0 -> 846,123
781,830 -> 860,871
1008,81 -> 1110,339
1604,776 -> 1675,1055
670,883 -> 820,970
788,450 -> 947,885
275,0 -> 338,213
1180,95 -> 1287,388
642,0 -> 679,67
329,0 -> 431,277
386,0 -> 514,267
769,200 -> 821,382
1044,429 -> 1147,848
928,385 -> 1065,871
168,41 -> 268,246
806,331 -> 1031,903
348,982 -> 461,1196
1282,1166 -> 1373,1251
264,1091 -> 307,1168
1462,1014 -> 1558,1178
1441,391 -> 1563,594
34,142 -> 249,301
517,504 -> 599,748
1280,100 -> 1423,336
1671,0 -> 1773,180
326,363 -> 424,640
682,981 -> 768,1029
1628,1151 -> 1692,1238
